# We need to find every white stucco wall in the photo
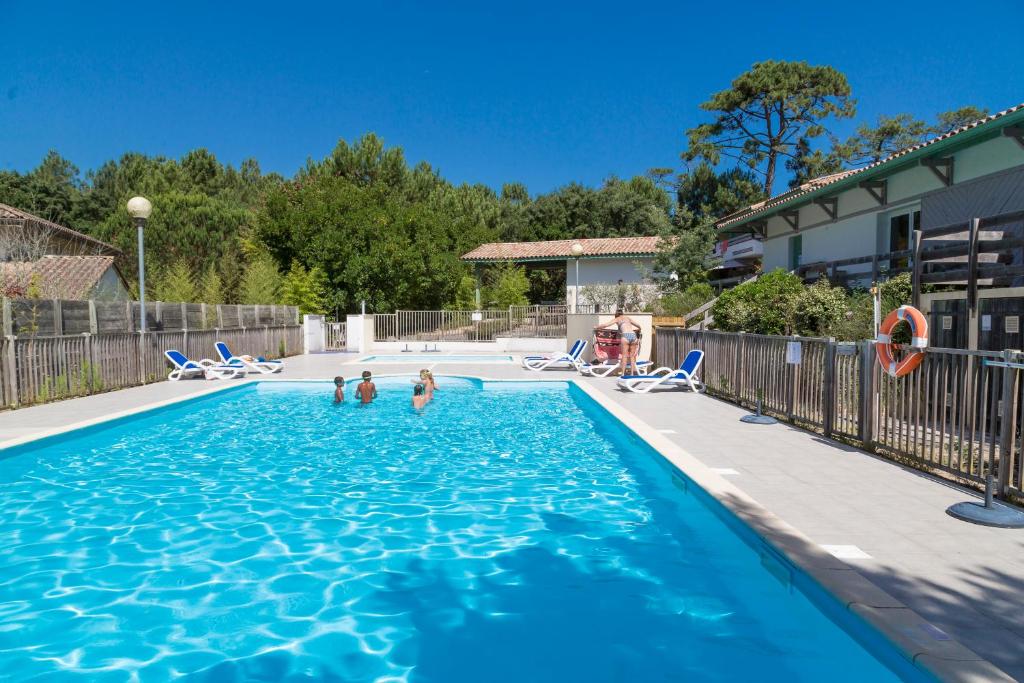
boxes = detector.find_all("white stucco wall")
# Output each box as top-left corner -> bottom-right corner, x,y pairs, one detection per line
565,256 -> 655,308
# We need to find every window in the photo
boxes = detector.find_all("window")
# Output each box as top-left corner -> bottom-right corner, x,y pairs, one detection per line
788,234 -> 802,271
888,208 -> 920,270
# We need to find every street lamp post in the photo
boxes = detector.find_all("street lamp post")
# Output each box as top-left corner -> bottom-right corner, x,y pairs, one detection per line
570,242 -> 584,313
127,196 -> 153,332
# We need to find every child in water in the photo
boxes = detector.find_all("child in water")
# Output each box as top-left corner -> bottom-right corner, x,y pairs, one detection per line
356,370 -> 377,405
333,376 -> 345,403
418,369 -> 437,400
412,383 -> 428,410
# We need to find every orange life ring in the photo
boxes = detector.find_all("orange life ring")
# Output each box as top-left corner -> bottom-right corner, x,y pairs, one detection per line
875,305 -> 928,377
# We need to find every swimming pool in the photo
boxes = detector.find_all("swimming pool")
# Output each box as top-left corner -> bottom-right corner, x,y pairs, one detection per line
0,379 -> 928,681
360,354 -> 513,363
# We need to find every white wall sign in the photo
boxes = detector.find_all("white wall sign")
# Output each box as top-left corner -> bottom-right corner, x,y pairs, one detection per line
941,315 -> 952,330
1006,316 -> 1019,334
786,341 -> 802,365
982,315 -> 992,331
471,312 -> 483,322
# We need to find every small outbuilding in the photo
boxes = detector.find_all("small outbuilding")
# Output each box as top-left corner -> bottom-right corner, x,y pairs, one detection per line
461,236 -> 661,311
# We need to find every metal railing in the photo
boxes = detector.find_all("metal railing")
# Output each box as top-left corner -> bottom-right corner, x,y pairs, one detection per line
325,322 -> 347,350
374,306 -> 567,342
655,327 -> 1024,500
0,325 -> 302,409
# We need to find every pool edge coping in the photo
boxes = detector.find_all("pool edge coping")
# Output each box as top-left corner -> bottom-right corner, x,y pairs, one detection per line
0,379 -> 258,451
0,372 -> 1010,681
569,379 -> 1012,683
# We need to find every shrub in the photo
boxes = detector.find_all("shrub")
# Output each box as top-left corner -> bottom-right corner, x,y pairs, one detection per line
794,279 -> 847,336
657,283 -> 715,317
712,269 -> 803,335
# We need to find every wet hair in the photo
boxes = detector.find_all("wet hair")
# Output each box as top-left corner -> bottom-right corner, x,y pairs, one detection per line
419,369 -> 430,379
334,376 -> 344,385
413,383 -> 424,396
614,307 -> 623,316
361,370 -> 372,380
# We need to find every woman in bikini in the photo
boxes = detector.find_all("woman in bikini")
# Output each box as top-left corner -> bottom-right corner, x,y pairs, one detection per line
596,308 -> 641,376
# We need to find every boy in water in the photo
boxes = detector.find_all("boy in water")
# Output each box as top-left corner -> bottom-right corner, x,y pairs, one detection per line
356,370 -> 377,404
412,383 -> 428,410
333,376 -> 345,403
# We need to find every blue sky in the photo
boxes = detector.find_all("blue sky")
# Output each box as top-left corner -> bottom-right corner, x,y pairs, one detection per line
3,1 -> 1023,194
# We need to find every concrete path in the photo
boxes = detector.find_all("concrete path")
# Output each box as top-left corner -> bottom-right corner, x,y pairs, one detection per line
2,351 -> 1022,679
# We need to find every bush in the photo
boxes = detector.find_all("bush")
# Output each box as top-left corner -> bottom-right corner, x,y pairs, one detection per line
794,279 -> 847,336
657,283 -> 715,317
712,269 -> 804,335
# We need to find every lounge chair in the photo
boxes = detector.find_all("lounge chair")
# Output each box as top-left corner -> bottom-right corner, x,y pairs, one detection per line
165,350 -> 245,381
522,339 -> 588,372
616,349 -> 705,393
579,358 -> 653,377
215,341 -> 284,374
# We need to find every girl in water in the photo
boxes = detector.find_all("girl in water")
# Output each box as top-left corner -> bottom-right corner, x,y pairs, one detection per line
418,369 -> 438,400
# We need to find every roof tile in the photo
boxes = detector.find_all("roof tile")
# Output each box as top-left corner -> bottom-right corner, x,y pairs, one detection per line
462,236 -> 662,261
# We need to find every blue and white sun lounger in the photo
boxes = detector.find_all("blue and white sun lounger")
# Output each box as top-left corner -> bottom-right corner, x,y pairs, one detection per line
522,339 -> 588,371
215,341 -> 284,375
165,350 -> 245,381
616,349 -> 705,393
579,358 -> 653,377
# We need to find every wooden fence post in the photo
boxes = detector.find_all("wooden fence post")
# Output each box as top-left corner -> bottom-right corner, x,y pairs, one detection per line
997,349 -> 1018,499
88,300 -> 98,334
2,298 -> 11,336
52,299 -> 63,336
858,340 -> 876,447
733,332 -> 745,401
216,304 -> 224,328
823,338 -> 837,438
4,335 -> 17,407
155,301 -> 163,329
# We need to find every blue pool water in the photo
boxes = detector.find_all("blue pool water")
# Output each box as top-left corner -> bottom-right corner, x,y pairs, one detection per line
360,354 -> 513,363
0,379 -> 927,682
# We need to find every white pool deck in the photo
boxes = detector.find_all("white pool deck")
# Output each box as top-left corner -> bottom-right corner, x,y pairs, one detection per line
2,350 -> 1023,681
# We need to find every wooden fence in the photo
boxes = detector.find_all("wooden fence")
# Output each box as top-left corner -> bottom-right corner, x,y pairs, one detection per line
655,327 -> 1024,500
0,325 -> 302,409
3,297 -> 299,336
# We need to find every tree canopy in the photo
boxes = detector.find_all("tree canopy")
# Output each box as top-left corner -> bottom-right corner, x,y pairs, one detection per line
683,60 -> 856,193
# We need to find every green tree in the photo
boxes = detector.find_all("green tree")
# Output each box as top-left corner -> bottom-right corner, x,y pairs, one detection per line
153,260 -> 198,302
198,263 -> 223,304
239,255 -> 282,304
655,163 -> 764,291
684,60 -> 855,193
281,261 -> 329,314
450,275 -> 479,309
838,114 -> 930,166
485,262 -> 530,307
932,106 -> 989,135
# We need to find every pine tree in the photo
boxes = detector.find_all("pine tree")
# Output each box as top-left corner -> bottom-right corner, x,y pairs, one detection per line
153,261 -> 198,302
239,255 -> 282,305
